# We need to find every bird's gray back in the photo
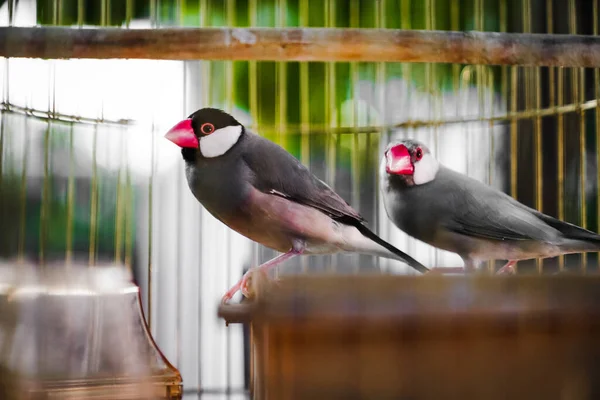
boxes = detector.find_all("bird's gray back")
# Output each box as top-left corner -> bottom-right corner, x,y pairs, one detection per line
383,165 -> 562,254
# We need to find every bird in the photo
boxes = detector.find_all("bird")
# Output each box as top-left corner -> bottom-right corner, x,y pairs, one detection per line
164,108 -> 428,303
379,138 -> 600,275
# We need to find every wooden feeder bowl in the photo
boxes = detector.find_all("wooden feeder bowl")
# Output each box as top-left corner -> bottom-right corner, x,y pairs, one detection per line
219,271 -> 600,400
0,263 -> 182,400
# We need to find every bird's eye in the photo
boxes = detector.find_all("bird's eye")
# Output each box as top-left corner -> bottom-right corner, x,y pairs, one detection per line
200,123 -> 215,135
415,148 -> 423,161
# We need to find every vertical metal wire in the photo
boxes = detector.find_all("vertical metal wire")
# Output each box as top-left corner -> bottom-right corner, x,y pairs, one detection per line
275,0 -> 287,277
595,1 -> 600,252
579,68 -> 587,272
55,0 -> 62,24
7,0 -> 14,25
0,1 -> 9,208
65,124 -> 75,266
145,0 -> 161,333
569,0 -> 587,271
77,0 -> 84,25
499,0 -> 508,189
248,0 -> 258,130
349,0 -> 360,274
177,49 -> 185,378
451,0 -> 460,117
534,72 -> 543,273
474,0 -> 491,272
147,120 -> 156,326
0,116 -> 3,205
39,127 -> 50,266
325,0 -> 338,272
42,0 -> 60,266
508,0 -> 519,252
114,129 -> 125,265
123,0 -> 133,272
176,0 -> 183,26
299,0 -> 310,273
427,0 -> 439,268
375,0 -> 386,272
509,69 -> 518,194
400,0 -> 413,261
557,60 -> 565,272
126,0 -> 133,27
198,0 -> 209,391
89,124 -> 99,266
225,0 -> 235,392
124,168 -> 133,267
101,0 -> 107,26
546,0 -> 564,271
247,0 -> 261,280
172,0 -> 184,380
150,0 -> 157,27
18,116 -> 28,264
523,0 -> 541,273
568,0 -> 579,270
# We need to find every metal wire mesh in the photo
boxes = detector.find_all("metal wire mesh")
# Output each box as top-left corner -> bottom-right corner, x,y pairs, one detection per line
1,0 -> 600,398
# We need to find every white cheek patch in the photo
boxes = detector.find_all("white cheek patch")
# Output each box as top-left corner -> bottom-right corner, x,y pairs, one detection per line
413,153 -> 439,185
199,125 -> 243,158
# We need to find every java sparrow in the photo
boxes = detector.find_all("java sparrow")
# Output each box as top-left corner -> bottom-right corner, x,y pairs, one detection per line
380,138 -> 600,274
164,108 -> 428,303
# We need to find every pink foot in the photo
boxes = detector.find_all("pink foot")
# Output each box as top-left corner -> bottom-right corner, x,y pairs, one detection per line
497,261 -> 517,275
240,269 -> 256,298
221,280 -> 242,304
220,248 -> 301,304
241,270 -> 283,298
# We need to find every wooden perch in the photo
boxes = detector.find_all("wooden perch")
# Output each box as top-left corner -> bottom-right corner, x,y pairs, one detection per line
2,26 -> 600,67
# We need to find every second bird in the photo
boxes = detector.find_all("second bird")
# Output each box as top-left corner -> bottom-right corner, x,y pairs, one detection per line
380,138 -> 600,274
164,108 -> 428,303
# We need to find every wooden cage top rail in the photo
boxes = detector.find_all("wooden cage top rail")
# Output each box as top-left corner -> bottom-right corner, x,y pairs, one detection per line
2,26 -> 600,67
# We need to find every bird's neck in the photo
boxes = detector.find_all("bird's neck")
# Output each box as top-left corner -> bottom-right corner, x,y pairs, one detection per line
181,147 -> 198,163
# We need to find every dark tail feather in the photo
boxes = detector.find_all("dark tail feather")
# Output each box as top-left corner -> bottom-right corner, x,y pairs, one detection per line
355,223 -> 429,274
535,211 -> 600,247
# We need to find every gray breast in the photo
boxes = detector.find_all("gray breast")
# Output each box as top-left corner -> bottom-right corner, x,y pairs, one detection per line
184,153 -> 250,218
383,176 -> 443,243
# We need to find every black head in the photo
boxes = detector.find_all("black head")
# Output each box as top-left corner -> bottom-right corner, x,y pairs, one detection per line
187,108 -> 242,138
164,108 -> 244,163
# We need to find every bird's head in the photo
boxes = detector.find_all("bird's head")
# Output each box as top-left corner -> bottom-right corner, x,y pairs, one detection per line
383,139 -> 439,186
164,108 -> 243,161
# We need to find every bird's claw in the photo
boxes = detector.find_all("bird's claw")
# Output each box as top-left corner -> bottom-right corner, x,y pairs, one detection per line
496,266 -> 515,275
240,273 -> 253,298
220,282 -> 241,304
496,261 -> 517,275
240,270 -> 282,298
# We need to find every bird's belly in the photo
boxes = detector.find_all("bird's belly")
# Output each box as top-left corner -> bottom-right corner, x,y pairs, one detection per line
438,229 -> 563,262
214,188 -> 346,255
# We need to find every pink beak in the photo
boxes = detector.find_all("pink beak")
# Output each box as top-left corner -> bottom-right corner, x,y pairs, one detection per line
385,144 -> 414,175
164,119 -> 199,148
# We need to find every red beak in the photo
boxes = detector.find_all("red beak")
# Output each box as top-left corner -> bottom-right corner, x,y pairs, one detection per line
385,144 -> 414,175
164,119 -> 199,148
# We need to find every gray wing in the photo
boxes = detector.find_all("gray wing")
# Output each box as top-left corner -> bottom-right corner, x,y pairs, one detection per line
436,168 -> 559,243
241,132 -> 364,223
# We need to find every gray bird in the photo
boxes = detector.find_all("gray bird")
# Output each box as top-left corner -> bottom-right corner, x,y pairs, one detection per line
164,108 -> 428,303
380,138 -> 600,274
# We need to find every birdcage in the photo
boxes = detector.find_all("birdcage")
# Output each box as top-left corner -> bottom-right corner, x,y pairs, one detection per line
2,0 -> 600,399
